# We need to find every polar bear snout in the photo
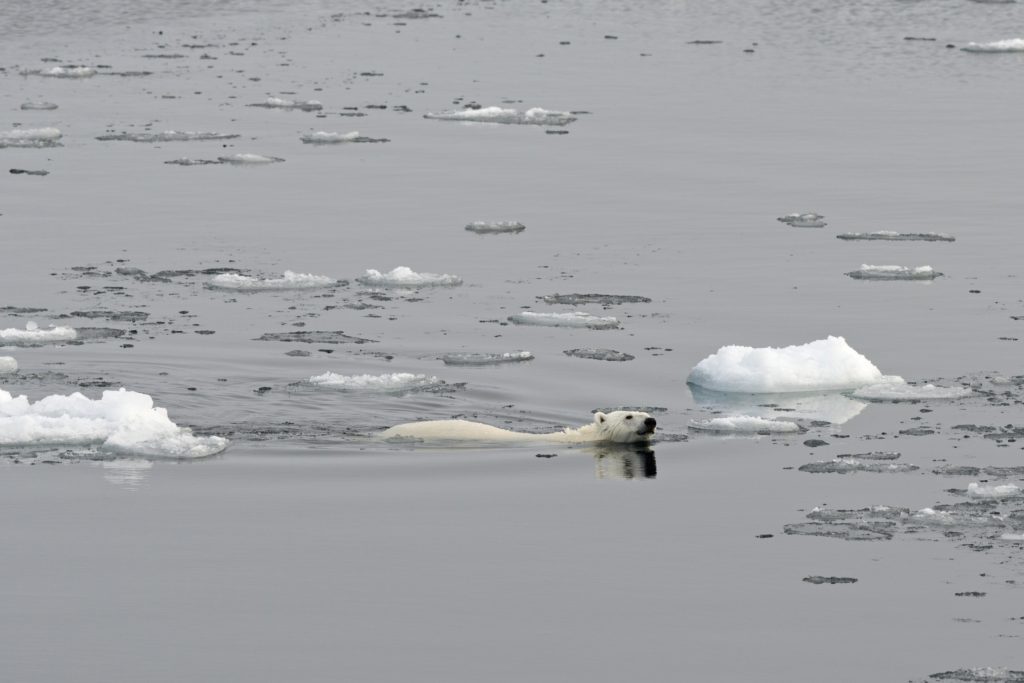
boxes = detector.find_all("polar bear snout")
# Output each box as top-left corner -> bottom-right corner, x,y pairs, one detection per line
638,416 -> 657,435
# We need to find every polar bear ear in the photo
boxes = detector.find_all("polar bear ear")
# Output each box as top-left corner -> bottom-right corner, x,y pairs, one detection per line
594,412 -> 607,424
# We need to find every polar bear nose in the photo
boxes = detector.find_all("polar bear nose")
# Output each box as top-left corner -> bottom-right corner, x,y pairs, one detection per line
644,417 -> 657,429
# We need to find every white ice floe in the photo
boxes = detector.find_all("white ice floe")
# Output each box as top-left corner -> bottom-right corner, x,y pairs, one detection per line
689,415 -> 800,433
846,265 -> 940,280
465,221 -> 526,234
777,213 -> 826,228
0,322 -> 77,345
0,357 -> 17,374
356,266 -> 462,288
961,38 -> 1024,53
687,336 -> 888,393
507,311 -> 621,330
300,131 -> 360,143
0,127 -> 63,148
20,101 -> 59,111
209,270 -> 336,290
441,351 -> 534,365
424,106 -> 576,126
0,388 -> 228,458
217,153 -> 285,164
252,97 -> 323,111
309,372 -> 444,392
967,482 -> 1022,499
851,378 -> 972,401
97,131 -> 240,142
35,66 -> 97,78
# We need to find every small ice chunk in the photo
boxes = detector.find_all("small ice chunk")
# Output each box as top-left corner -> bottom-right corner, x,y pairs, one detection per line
35,66 -> 97,78
961,38 -> 1024,53
798,459 -> 919,474
356,266 -> 462,287
217,153 -> 285,164
424,106 -> 576,126
0,388 -> 227,458
778,213 -> 827,228
20,101 -> 58,111
0,356 -> 17,374
852,378 -> 972,401
1001,533 -> 1024,541
540,293 -> 652,305
251,97 -> 323,111
0,323 -> 77,345
97,131 -> 240,142
440,351 -> 533,365
687,336 -> 886,393
563,348 -> 635,361
846,264 -> 940,280
507,311 -> 621,329
836,231 -> 955,242
688,415 -> 801,433
308,372 -> 445,393
967,482 -> 1022,499
300,131 -> 359,143
0,127 -> 63,148
465,221 -> 526,234
209,270 -> 336,290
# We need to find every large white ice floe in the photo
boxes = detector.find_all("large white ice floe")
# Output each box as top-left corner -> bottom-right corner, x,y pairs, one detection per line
851,379 -> 972,401
687,336 -> 888,393
209,270 -> 336,290
356,266 -> 462,287
424,106 -> 576,126
0,388 -> 227,458
507,311 -> 621,329
967,482 -> 1022,499
0,127 -> 63,148
689,415 -> 801,433
308,372 -> 445,393
0,322 -> 77,345
0,357 -> 17,374
961,38 -> 1024,53
846,265 -> 940,280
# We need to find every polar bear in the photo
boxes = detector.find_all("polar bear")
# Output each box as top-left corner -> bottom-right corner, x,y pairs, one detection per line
378,410 -> 657,444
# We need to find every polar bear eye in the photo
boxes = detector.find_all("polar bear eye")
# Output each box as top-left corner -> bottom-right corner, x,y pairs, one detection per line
625,415 -> 633,420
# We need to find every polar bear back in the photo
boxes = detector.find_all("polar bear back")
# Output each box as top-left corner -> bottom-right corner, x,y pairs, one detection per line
378,419 -> 543,442
378,411 -> 655,444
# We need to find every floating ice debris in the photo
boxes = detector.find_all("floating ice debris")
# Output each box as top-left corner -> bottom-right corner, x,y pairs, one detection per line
299,131 -> 389,144
852,379 -> 972,401
837,451 -> 901,460
464,221 -> 526,234
28,66 -> 97,78
424,106 -> 576,126
0,388 -> 227,458
440,351 -> 534,366
209,270 -> 336,290
164,158 -> 222,166
0,322 -> 77,346
10,169 -> 49,176
540,293 -> 652,305
0,357 -> 17,374
924,668 -> 1024,682
309,372 -> 445,393
783,522 -> 894,541
836,231 -> 955,242
799,459 -> 918,474
564,348 -> 635,362
687,336 -> 888,393
689,415 -> 800,433
967,483 -> 1022,499
846,264 -> 940,280
803,576 -> 858,584
961,39 -> 1024,53
0,127 -> 62,148
394,8 -> 442,18
250,97 -> 323,111
20,101 -> 58,110
96,131 -> 240,142
1001,533 -> 1024,541
356,266 -> 462,288
67,310 -> 149,322
255,331 -> 375,344
217,153 -> 285,164
778,213 -> 826,228
507,311 -> 621,330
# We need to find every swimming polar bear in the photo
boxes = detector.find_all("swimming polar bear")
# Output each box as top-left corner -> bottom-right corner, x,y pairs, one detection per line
378,410 -> 657,444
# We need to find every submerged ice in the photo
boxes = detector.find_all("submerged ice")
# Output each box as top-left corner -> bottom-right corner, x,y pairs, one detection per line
424,106 -> 576,126
687,336 -> 887,393
0,388 -> 227,458
209,270 -> 336,290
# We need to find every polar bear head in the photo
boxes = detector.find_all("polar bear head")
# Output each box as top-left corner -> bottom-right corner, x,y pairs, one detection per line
592,410 -> 657,443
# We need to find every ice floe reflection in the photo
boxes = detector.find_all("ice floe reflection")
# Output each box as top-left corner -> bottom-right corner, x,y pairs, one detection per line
688,383 -> 869,425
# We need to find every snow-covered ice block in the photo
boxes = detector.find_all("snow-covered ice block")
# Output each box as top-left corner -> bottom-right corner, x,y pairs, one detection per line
209,271 -> 336,290
356,266 -> 462,287
961,38 -> 1024,53
0,322 -> 77,345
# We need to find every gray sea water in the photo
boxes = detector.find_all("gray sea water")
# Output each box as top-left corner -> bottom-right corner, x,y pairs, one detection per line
2,1 -> 1024,681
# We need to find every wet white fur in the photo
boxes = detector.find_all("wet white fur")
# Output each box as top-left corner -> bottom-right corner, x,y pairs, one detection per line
379,410 -> 655,444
